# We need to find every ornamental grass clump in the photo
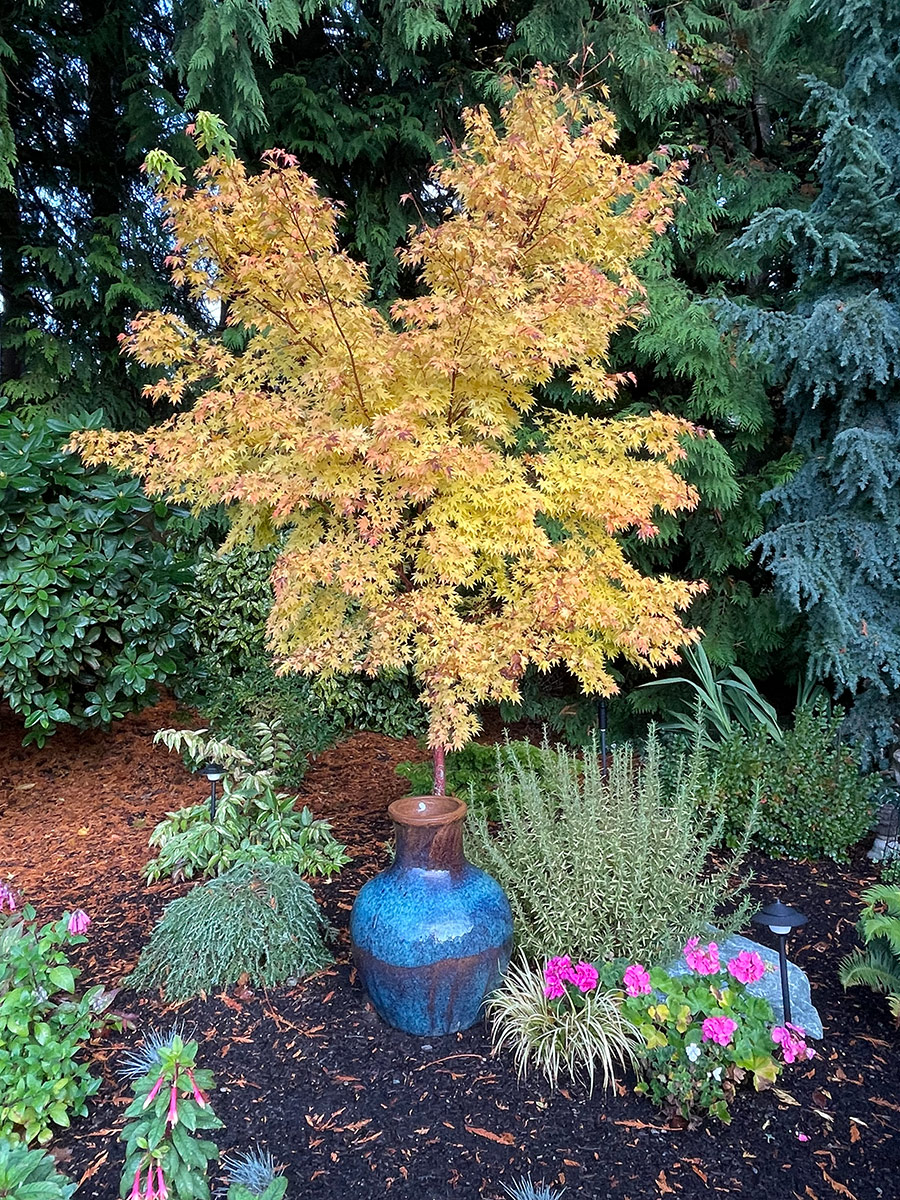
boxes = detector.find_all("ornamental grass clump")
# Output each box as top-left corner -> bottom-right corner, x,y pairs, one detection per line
618,940 -> 815,1125
487,954 -> 641,1093
119,1029 -> 222,1200
222,1147 -> 287,1200
129,861 -> 333,1002
466,731 -> 753,964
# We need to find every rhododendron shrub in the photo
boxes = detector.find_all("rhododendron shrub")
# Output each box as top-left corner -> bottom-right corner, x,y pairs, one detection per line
615,941 -> 816,1125
71,71 -> 706,789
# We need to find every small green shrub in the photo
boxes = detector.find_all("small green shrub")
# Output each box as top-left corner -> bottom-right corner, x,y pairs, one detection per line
222,1148 -> 287,1200
147,728 -> 349,883
129,862 -> 334,1001
119,1029 -> 222,1200
0,1138 -> 76,1199
487,954 -> 640,1093
614,941 -> 813,1125
395,740 -> 547,818
706,704 -> 877,860
839,884 -> 900,1021
0,408 -> 189,745
0,904 -> 102,1145
466,732 -> 752,964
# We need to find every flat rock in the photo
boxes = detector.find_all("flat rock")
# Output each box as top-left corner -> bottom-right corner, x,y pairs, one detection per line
663,932 -> 823,1039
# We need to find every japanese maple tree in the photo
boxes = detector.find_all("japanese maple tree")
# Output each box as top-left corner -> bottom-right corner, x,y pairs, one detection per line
74,70 -> 706,791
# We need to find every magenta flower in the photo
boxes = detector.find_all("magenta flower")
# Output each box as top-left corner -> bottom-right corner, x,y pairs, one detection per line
166,1082 -> 179,1128
623,963 -> 652,997
772,1023 -> 815,1064
128,1167 -> 143,1200
155,1165 -> 168,1200
727,950 -> 766,985
144,1169 -> 156,1200
186,1068 -> 207,1108
0,881 -> 18,914
701,1016 -> 737,1047
543,955 -> 573,999
684,938 -> 720,975
570,961 -> 599,993
67,909 -> 91,935
142,1074 -> 165,1110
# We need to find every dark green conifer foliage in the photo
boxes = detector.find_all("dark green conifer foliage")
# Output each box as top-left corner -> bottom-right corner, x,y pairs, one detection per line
720,0 -> 900,756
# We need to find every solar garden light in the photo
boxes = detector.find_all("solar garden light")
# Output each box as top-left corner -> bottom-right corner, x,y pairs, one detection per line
199,762 -> 226,821
751,898 -> 808,1024
598,698 -> 609,782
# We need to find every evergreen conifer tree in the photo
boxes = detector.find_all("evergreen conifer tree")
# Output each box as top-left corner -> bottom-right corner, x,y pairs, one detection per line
720,0 -> 900,756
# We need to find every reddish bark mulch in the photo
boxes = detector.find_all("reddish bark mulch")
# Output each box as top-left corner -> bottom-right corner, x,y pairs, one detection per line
1,699 -> 898,1200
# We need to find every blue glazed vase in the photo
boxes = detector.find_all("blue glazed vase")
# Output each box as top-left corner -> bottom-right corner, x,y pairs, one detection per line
350,794 -> 513,1036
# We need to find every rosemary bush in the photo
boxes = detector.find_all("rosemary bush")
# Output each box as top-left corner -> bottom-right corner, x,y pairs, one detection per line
466,732 -> 752,964
129,862 -> 333,1001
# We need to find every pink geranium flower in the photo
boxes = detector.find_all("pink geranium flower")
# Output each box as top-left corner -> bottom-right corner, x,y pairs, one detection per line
684,938 -> 720,975
727,950 -> 766,985
701,1016 -> 737,1047
543,955 -> 573,999
772,1023 -> 816,1064
623,963 -> 652,997
570,961 -> 599,993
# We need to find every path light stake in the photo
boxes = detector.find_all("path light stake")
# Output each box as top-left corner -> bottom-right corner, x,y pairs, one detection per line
751,898 -> 808,1024
598,698 -> 609,782
199,763 -> 225,821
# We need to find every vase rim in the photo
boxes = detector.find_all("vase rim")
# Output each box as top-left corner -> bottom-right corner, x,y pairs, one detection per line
389,795 -> 467,826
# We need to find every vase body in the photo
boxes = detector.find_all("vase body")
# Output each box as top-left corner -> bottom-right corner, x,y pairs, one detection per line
350,795 -> 513,1036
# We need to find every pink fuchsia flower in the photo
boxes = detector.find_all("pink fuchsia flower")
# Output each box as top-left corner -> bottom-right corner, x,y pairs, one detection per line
684,938 -> 720,975
623,963 -> 652,997
186,1068 -> 207,1108
570,961 -> 599,994
155,1165 -> 168,1200
142,1074 -> 165,1110
0,881 -> 17,914
727,950 -> 766,986
543,955 -> 573,999
144,1169 -> 156,1200
772,1023 -> 816,1064
166,1082 -> 179,1128
701,1016 -> 737,1047
128,1167 -> 143,1200
68,909 -> 91,935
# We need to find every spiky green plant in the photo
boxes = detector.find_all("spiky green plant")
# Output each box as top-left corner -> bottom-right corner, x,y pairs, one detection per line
466,732 -> 753,964
129,861 -> 333,1002
839,884 -> 900,1021
222,1147 -> 287,1200
500,1177 -> 564,1200
486,956 -> 641,1094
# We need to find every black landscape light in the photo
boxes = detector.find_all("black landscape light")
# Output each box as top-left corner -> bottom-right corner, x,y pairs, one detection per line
200,762 -> 226,821
598,697 -> 609,782
751,898 -> 808,1024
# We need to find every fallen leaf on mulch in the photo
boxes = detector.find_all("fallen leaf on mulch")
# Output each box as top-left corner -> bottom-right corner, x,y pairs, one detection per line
818,1168 -> 856,1199
656,1168 -> 675,1194
78,1152 -> 108,1185
465,1126 -> 515,1145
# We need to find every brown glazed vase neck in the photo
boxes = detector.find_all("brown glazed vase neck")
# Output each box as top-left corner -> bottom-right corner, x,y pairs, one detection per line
388,795 -> 467,873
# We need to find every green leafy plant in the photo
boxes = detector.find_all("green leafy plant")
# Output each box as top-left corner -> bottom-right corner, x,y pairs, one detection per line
466,732 -> 753,964
222,1147 -> 287,1200
704,704 -> 877,861
119,1029 -> 223,1200
839,884 -> 900,1022
635,644 -> 783,746
395,740 -> 547,819
0,901 -> 103,1145
147,728 -> 349,883
129,861 -> 334,1002
615,941 -> 813,1125
0,1138 -> 77,1199
487,954 -> 640,1094
0,407 -> 189,746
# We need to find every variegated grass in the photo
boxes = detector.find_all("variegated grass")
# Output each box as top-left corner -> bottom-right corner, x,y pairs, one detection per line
486,956 -> 641,1094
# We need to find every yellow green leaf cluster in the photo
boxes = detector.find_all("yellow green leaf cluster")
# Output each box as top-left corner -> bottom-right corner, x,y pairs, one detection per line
73,68 -> 706,750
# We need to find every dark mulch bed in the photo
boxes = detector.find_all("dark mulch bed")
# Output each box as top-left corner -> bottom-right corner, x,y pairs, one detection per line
1,700 -> 897,1200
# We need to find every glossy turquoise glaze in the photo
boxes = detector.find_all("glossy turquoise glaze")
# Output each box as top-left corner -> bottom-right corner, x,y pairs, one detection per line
350,795 -> 513,1036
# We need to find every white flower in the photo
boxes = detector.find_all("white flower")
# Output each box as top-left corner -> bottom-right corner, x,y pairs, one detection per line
712,1067 -> 723,1081
685,1042 -> 702,1062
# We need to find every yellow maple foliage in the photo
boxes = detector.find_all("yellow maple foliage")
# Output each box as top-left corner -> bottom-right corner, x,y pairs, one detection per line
73,69 -> 706,781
